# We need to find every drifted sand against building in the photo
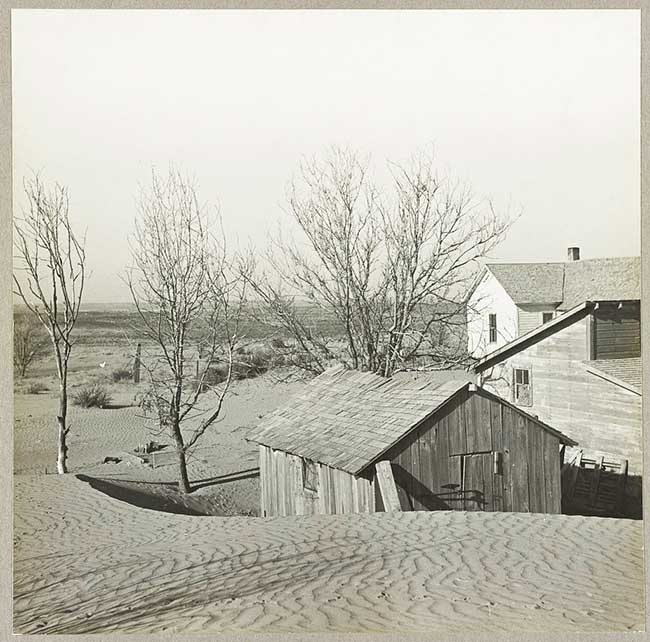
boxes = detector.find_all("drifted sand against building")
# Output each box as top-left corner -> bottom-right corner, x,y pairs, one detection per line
14,474 -> 643,635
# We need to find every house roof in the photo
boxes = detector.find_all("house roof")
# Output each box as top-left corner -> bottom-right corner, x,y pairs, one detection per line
486,263 -> 565,304
479,256 -> 640,308
560,257 -> 641,309
248,365 -> 575,475
584,357 -> 641,395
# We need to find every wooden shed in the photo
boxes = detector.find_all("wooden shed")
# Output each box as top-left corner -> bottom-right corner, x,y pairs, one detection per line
248,366 -> 577,517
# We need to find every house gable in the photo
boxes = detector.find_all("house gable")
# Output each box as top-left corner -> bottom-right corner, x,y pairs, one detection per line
467,266 -> 518,358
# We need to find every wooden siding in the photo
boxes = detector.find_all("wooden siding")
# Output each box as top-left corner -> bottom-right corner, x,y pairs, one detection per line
378,390 -> 561,514
517,304 -> 558,337
594,303 -> 641,359
259,445 -> 374,517
480,314 -> 642,473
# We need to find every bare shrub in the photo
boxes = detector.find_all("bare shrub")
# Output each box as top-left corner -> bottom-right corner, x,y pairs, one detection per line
73,384 -> 112,409
111,367 -> 132,383
26,381 -> 49,394
13,314 -> 48,378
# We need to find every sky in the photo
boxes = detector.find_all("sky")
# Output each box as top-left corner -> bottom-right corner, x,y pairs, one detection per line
12,9 -> 640,303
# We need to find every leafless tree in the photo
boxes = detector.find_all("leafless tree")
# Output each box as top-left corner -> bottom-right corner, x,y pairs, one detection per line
126,168 -> 247,493
13,175 -> 86,473
13,313 -> 49,378
246,147 -> 511,377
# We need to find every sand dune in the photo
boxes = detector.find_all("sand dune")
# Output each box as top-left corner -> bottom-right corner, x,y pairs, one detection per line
13,473 -> 643,635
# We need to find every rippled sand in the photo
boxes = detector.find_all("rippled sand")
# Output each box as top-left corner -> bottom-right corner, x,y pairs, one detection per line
13,474 -> 643,635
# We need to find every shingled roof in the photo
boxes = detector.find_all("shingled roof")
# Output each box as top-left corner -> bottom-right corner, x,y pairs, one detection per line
483,256 -> 640,307
486,263 -> 565,304
585,357 -> 641,394
561,257 -> 641,309
248,366 -> 473,475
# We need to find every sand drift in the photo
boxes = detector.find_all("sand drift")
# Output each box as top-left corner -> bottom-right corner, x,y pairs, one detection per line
13,474 -> 643,635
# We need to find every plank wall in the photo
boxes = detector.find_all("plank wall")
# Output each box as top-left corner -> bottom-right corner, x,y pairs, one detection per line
259,445 -> 375,517
479,313 -> 642,472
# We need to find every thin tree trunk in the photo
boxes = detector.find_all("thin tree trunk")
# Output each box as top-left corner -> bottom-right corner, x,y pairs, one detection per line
171,422 -> 191,493
56,380 -> 68,474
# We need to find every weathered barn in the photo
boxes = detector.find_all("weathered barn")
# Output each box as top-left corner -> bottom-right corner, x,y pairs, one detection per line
248,366 -> 576,517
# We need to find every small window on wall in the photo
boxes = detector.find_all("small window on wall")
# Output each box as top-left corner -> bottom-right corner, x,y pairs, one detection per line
302,458 -> 318,492
488,314 -> 497,343
513,368 -> 532,406
542,312 -> 554,324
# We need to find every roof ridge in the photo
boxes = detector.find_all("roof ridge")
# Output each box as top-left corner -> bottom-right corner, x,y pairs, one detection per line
488,255 -> 639,267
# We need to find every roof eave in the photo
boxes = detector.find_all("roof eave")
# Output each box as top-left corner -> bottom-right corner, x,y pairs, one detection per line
471,301 -> 593,373
583,363 -> 642,396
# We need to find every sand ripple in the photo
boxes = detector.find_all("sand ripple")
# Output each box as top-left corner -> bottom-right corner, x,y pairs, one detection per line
13,474 -> 644,634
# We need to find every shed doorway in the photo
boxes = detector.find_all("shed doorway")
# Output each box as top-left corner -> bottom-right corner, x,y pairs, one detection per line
462,452 -> 496,511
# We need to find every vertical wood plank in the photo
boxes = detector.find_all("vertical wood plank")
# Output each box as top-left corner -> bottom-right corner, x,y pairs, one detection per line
329,466 -> 337,514
375,461 -> 402,512
259,445 -> 267,517
542,433 -> 561,514
465,395 -> 477,454
490,400 -> 504,512
392,447 -> 411,510
270,449 -> 278,517
482,453 -> 494,511
419,421 -> 434,499
410,431 -> 424,510
480,393 -> 493,452
290,456 -> 302,515
278,451 -> 286,516
317,463 -> 327,514
511,413 -> 531,512
373,470 -> 384,512
527,423 -> 545,513
448,396 -> 467,455
501,407 -> 516,512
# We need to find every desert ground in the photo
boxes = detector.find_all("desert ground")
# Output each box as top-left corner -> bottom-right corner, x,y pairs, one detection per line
12,310 -> 645,634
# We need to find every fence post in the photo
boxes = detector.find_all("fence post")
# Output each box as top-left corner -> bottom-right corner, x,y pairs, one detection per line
133,342 -> 141,384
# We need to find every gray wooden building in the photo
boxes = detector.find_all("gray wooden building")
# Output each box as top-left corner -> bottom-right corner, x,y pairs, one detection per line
248,366 -> 576,517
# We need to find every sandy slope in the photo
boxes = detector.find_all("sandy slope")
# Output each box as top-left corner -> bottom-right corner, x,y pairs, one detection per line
14,373 -> 306,515
13,473 -> 643,635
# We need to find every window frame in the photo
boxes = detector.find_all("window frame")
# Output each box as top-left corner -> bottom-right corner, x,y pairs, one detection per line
513,366 -> 533,407
542,312 -> 554,324
302,458 -> 319,493
488,313 -> 498,343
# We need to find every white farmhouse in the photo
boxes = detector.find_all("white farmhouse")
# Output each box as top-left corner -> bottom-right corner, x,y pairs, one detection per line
466,247 -> 640,358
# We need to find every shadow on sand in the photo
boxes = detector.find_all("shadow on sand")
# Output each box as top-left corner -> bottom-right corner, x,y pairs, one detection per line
75,467 -> 261,516
76,474 -> 205,515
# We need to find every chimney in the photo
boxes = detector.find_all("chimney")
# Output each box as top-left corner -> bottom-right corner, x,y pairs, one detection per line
567,247 -> 580,261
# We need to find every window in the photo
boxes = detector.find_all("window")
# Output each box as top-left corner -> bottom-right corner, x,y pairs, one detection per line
488,314 -> 497,343
542,312 -> 554,324
302,458 -> 318,492
513,368 -> 532,406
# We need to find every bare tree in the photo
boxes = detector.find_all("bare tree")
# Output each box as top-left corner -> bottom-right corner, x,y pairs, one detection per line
13,175 -> 86,473
247,147 -> 511,377
126,168 -> 247,493
13,313 -> 49,378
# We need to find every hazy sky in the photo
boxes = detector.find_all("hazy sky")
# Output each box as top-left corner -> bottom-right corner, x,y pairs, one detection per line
13,9 -> 640,303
